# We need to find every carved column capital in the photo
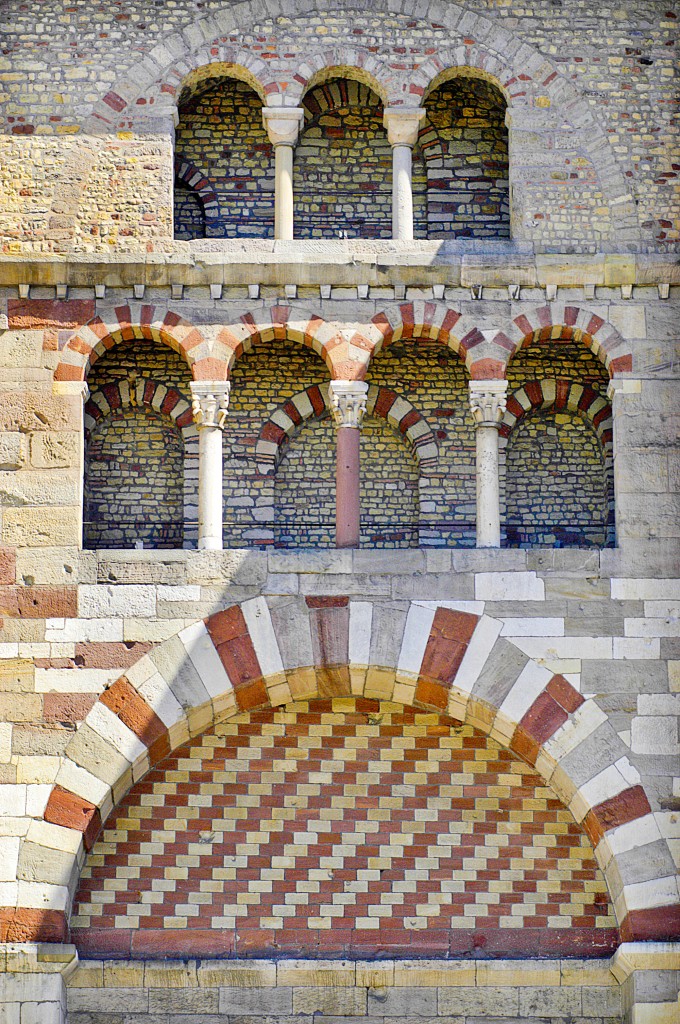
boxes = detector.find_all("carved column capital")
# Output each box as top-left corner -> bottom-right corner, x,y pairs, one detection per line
469,380 -> 508,428
262,106 -> 305,147
383,106 -> 426,148
328,380 -> 369,429
190,381 -> 231,430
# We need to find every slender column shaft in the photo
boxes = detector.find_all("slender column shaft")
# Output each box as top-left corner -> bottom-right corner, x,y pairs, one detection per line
392,144 -> 413,241
197,425 -> 224,549
262,107 -> 304,241
191,382 -> 230,551
275,144 -> 294,241
475,425 -> 501,548
328,380 -> 369,549
336,427 -> 361,548
383,107 -> 425,242
469,381 -> 508,549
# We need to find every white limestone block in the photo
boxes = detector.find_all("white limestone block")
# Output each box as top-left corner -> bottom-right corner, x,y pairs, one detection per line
543,700 -> 608,761
509,636 -> 613,660
455,615 -> 503,695
78,584 -> 156,618
137,671 -> 185,728
0,784 -> 26,817
86,702 -> 146,765
54,759 -> 110,810
613,638 -> 661,659
0,837 -> 20,881
349,602 -> 373,668
45,617 -> 123,642
241,597 -> 284,678
500,618 -> 565,636
397,604 -> 436,679
34,668 -> 120,693
606,814 -> 663,857
611,579 -> 680,600
179,620 -> 233,699
499,660 -> 553,723
631,716 -> 679,755
475,572 -> 545,601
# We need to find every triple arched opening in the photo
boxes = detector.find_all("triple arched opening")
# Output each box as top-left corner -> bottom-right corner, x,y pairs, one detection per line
76,304 -> 620,551
173,67 -> 509,241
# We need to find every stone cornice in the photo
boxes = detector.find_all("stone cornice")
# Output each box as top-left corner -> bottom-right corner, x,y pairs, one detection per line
0,249 -> 677,292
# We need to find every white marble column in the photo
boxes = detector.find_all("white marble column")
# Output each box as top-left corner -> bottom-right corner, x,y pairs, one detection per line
383,107 -> 426,241
469,381 -> 508,548
190,381 -> 230,550
262,107 -> 305,240
328,380 -> 369,548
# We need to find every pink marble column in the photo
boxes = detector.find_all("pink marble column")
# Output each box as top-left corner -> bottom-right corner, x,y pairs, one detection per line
328,381 -> 369,548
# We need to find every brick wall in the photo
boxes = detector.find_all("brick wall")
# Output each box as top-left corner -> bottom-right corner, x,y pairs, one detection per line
506,413 -> 608,548
71,698 -> 617,959
2,1 -> 674,251
174,78 -> 274,240
502,339 -> 612,548
368,342 -> 476,546
294,80 -> 395,240
423,77 -> 509,239
84,407 -> 185,549
84,340 -> 197,549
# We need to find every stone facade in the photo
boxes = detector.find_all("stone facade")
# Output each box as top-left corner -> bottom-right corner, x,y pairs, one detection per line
0,2 -> 678,1024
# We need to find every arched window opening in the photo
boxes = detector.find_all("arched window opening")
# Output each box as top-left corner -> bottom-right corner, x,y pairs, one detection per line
83,340 -> 196,550
275,416 -> 336,548
84,406 -> 185,550
174,77 -> 274,240
174,183 -> 206,239
226,341 -> 331,547
368,339 -> 474,547
422,75 -> 509,239
294,78 -> 392,238
360,416 -> 420,548
503,335 -> 614,548
504,408 -> 610,548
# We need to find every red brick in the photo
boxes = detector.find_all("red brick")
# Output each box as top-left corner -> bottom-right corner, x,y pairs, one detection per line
519,691 -> 568,745
305,596 -> 349,608
43,692 -> 97,724
99,676 -> 167,748
44,785 -> 101,850
546,673 -> 584,713
216,633 -> 263,690
1,586 -> 78,619
0,548 -> 16,585
591,784 -> 652,833
73,641 -> 153,669
0,907 -> 68,943
7,299 -> 95,330
206,605 -> 248,646
415,677 -> 449,710
621,904 -> 680,942
470,358 -> 506,379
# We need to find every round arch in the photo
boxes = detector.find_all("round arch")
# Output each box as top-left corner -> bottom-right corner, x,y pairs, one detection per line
53,304 -> 228,383
488,304 -> 634,378
294,53 -> 391,107
216,304 -> 353,378
78,0 -> 638,245
10,596 -> 674,945
173,156 -> 220,227
254,383 -> 438,474
357,301 -> 481,371
500,378 -> 616,548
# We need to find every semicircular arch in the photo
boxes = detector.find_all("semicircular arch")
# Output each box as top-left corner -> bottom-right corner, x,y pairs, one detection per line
53,304 -> 227,383
254,382 -> 439,474
488,304 -> 634,378
20,595 -> 676,946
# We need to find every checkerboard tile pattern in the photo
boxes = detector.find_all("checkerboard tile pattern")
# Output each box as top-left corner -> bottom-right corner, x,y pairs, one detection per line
71,699 -> 617,958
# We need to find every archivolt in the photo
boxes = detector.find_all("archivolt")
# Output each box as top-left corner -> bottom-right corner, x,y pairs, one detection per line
25,595 -> 678,945
254,383 -> 438,474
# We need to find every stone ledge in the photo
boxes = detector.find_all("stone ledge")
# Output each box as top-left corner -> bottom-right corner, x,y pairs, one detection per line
0,249 -> 678,289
